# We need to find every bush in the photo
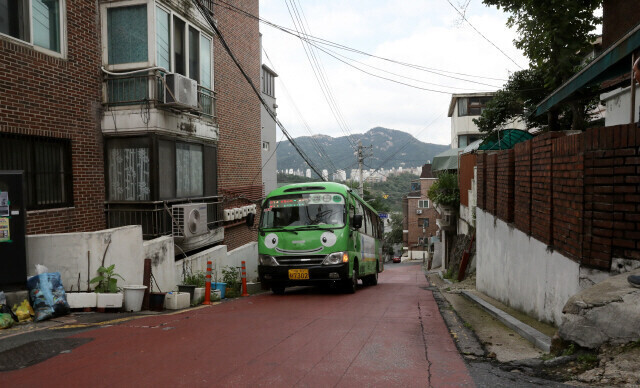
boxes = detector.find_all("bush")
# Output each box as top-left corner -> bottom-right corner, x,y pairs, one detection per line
183,271 -> 206,288
427,171 -> 460,208
222,266 -> 240,292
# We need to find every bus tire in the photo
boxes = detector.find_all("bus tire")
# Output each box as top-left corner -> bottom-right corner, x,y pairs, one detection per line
345,263 -> 358,294
272,286 -> 285,295
369,263 -> 379,286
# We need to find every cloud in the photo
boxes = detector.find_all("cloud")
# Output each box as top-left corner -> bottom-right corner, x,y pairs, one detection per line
260,0 -> 527,145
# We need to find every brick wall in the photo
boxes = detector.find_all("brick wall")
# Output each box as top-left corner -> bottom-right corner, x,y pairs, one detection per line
602,0 -> 640,49
476,125 -> 640,270
552,135 -> 584,261
476,153 -> 486,210
485,153 -> 498,215
496,149 -> 515,223
514,141 -> 532,235
0,2 -> 104,234
459,153 -> 476,207
214,0 -> 262,250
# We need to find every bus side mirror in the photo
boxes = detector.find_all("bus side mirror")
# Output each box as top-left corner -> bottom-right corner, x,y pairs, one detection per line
246,212 -> 255,227
352,214 -> 363,229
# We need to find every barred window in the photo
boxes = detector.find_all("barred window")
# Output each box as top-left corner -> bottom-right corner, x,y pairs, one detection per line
0,133 -> 73,209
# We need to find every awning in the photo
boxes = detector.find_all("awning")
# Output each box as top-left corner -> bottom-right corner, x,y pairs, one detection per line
535,22 -> 640,116
478,129 -> 534,151
462,139 -> 483,154
432,147 -> 463,171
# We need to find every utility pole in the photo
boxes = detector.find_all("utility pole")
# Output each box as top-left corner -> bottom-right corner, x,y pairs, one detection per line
357,141 -> 373,197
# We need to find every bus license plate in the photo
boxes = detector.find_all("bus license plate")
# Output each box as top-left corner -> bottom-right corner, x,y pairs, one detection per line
288,269 -> 309,280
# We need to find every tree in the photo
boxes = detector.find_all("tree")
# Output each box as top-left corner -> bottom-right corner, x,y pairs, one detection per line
480,0 -> 602,131
385,213 -> 404,246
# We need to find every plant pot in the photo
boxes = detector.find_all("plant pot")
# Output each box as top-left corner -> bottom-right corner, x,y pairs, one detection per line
66,292 -> 97,309
96,293 -> 123,309
212,282 -> 226,299
149,292 -> 166,311
177,284 -> 196,302
123,285 -> 147,312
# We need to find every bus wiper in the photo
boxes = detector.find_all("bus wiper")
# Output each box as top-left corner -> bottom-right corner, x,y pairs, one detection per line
295,225 -> 335,232
262,227 -> 298,235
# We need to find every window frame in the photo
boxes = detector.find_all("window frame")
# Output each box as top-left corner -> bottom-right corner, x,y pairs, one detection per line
0,133 -> 73,210
0,0 -> 67,58
418,199 -> 429,209
101,0 -> 155,71
457,96 -> 492,117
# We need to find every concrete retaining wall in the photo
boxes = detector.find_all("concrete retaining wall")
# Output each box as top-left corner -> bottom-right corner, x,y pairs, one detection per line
476,209 -> 581,325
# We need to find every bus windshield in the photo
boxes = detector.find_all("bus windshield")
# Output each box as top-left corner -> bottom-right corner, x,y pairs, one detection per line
261,193 -> 345,228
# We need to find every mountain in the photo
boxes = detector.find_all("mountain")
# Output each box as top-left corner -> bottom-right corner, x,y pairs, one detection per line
276,127 -> 450,176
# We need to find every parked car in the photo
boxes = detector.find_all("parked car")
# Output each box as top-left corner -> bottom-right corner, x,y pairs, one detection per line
392,256 -> 401,263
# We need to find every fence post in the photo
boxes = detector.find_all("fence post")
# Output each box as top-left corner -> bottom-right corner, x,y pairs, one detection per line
203,261 -> 212,305
241,261 -> 249,297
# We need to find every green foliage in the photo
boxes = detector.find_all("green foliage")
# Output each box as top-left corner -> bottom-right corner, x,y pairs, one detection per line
90,264 -> 123,293
367,172 -> 419,213
463,322 -> 473,330
577,353 -> 598,365
427,172 -> 460,208
222,266 -> 241,292
385,212 -> 404,246
480,0 -> 602,131
443,267 -> 456,280
540,353 -> 555,361
562,343 -> 576,356
183,271 -> 206,288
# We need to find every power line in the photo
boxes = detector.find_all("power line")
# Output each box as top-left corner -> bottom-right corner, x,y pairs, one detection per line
192,0 -> 326,181
213,0 -> 512,83
444,0 -> 523,69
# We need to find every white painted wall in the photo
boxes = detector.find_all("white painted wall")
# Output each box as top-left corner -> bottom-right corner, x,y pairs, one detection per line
476,209 -> 581,325
600,86 -> 640,127
143,236 -> 176,293
26,226 -> 145,292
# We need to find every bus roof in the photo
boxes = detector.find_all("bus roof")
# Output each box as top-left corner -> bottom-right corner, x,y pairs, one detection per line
266,182 -> 379,216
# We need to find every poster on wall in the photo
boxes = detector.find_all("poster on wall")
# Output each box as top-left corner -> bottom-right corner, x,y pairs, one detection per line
0,217 -> 9,243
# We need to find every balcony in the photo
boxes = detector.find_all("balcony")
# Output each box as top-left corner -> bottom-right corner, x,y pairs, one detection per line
105,196 -> 223,240
103,70 -> 217,123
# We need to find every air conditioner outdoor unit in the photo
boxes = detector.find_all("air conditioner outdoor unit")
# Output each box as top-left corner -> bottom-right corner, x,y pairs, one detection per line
164,73 -> 198,109
172,203 -> 208,238
416,209 -> 423,214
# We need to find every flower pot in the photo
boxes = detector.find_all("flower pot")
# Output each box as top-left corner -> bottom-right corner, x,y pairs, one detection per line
164,292 -> 190,310
177,284 -> 196,302
66,292 -> 97,309
96,293 -> 123,309
212,282 -> 226,299
123,285 -> 147,312
149,292 -> 166,312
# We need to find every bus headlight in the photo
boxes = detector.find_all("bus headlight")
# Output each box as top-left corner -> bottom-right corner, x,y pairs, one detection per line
322,252 -> 348,265
259,254 -> 279,266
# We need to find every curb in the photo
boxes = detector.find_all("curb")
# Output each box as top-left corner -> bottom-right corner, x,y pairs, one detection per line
461,290 -> 551,353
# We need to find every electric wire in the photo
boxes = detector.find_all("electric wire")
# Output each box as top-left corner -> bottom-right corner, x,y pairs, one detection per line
192,0 -> 325,181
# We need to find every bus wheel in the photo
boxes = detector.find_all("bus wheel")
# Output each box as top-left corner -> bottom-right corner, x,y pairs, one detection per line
272,286 -> 285,295
345,264 -> 358,294
369,264 -> 379,286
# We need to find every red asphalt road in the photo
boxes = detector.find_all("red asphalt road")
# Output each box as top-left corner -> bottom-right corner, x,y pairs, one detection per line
1,263 -> 473,387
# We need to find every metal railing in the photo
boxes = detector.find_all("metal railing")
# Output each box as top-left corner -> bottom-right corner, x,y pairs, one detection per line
200,0 -> 214,14
105,196 -> 223,240
103,71 -> 217,123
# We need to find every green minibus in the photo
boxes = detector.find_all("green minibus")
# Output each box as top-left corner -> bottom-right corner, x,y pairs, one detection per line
257,182 -> 383,294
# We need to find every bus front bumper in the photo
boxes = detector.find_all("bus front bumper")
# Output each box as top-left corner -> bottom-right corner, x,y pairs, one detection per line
258,263 -> 350,288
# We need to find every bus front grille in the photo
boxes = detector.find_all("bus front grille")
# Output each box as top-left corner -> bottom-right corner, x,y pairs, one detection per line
276,256 -> 325,266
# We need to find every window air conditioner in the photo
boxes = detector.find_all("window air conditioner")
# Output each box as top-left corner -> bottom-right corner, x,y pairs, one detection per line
416,209 -> 423,214
172,203 -> 208,238
164,73 -> 198,109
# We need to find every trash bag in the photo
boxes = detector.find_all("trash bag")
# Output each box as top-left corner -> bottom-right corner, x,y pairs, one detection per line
12,300 -> 34,323
0,313 -> 13,329
27,272 -> 70,322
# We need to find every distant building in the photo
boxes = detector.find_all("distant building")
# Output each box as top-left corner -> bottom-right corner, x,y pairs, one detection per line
402,164 -> 439,260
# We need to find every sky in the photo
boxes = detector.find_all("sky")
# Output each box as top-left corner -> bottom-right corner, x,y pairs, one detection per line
258,0 -> 529,146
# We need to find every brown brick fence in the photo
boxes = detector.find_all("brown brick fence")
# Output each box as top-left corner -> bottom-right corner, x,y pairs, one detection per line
477,125 -> 640,270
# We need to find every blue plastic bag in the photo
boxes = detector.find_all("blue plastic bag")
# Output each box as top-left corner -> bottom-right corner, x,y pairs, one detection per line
27,272 -> 70,322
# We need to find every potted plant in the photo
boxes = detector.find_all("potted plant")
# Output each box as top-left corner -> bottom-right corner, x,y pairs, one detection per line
211,263 -> 227,299
178,262 -> 198,302
222,266 -> 240,298
184,270 -> 207,305
90,264 -> 124,309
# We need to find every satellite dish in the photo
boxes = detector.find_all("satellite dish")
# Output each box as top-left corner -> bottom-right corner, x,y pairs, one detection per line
188,208 -> 201,234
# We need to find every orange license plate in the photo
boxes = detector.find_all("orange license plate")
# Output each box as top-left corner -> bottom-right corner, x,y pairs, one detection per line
288,269 -> 309,280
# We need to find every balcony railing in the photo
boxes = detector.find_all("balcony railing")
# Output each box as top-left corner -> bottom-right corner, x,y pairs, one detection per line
103,71 -> 217,123
200,0 -> 214,14
105,196 -> 223,240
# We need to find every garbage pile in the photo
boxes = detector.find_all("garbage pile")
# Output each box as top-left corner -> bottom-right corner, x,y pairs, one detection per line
0,267 -> 70,330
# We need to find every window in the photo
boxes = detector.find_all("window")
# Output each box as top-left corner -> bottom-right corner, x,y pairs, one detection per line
0,0 -> 63,54
262,67 -> 275,96
155,6 -> 170,70
262,141 -> 269,151
418,200 -> 429,208
457,96 -> 492,117
107,138 -> 151,201
107,4 -> 148,64
199,35 -> 212,89
176,142 -> 203,197
418,218 -> 429,228
173,17 -> 185,75
188,26 -> 199,83
458,134 -> 482,148
410,181 -> 420,191
0,133 -> 73,210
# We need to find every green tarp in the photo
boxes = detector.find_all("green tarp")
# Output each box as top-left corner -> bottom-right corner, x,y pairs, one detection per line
477,129 -> 533,151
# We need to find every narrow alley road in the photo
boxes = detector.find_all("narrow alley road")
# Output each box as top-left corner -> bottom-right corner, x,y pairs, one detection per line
1,262 -> 472,387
